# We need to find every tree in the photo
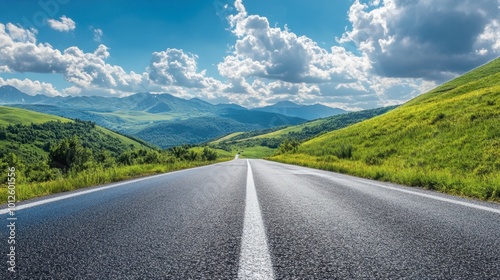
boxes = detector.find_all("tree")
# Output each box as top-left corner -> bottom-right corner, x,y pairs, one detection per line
202,147 -> 218,161
49,136 -> 93,173
276,139 -> 300,155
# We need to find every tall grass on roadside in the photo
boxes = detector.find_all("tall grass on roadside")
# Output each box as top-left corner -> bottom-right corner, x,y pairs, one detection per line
271,154 -> 500,201
1,159 -> 230,203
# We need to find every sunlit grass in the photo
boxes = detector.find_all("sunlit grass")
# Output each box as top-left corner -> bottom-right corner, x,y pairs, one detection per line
0,106 -> 70,126
0,159 -> 231,204
239,146 -> 275,158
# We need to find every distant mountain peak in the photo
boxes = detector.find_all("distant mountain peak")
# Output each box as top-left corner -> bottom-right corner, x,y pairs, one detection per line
0,85 -> 24,93
273,100 -> 300,107
0,85 -> 35,104
254,101 -> 347,120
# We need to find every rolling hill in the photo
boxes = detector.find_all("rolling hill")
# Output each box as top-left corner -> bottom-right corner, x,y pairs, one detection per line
271,57 -> 500,201
0,106 -> 70,126
0,87 -> 306,148
0,106 -> 150,165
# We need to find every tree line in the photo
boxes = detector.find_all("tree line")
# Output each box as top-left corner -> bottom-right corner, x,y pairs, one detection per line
0,120 -> 218,185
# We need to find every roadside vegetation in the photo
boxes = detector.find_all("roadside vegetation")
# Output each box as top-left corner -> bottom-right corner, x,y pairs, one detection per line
271,57 -> 500,201
0,108 -> 229,203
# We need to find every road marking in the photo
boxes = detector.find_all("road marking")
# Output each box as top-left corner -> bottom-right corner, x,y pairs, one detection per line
296,167 -> 500,215
238,160 -> 275,280
354,179 -> 500,215
0,164 -> 212,215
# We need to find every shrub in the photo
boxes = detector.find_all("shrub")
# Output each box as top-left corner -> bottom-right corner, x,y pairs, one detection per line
334,144 -> 353,159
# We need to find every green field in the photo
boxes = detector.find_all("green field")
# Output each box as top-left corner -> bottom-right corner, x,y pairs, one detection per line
210,132 -> 245,144
271,57 -> 500,201
239,146 -> 275,158
0,106 -> 70,126
248,119 -> 324,140
95,126 -> 151,150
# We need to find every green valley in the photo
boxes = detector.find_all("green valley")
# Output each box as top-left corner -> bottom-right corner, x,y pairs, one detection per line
209,106 -> 396,158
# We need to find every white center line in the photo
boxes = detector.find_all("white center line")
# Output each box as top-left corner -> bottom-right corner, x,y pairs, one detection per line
238,160 -> 275,280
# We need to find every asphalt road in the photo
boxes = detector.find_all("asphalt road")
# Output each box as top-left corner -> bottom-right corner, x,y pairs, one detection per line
1,159 -> 500,279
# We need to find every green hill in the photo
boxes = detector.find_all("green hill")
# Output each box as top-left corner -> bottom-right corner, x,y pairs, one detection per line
0,106 -> 149,161
271,57 -> 500,201
0,106 -> 70,126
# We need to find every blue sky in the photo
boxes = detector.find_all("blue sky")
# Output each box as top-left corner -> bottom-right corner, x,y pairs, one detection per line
0,0 -> 499,110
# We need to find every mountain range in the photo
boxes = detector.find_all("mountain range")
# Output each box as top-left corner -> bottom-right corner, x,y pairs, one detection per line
254,101 -> 346,120
0,86 -> 346,147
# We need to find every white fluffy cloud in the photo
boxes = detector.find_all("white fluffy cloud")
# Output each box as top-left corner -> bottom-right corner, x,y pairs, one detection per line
0,23 -> 149,96
0,77 -> 61,96
47,16 -> 76,32
219,0 -> 370,85
214,0 -> 499,108
339,0 -> 500,81
0,22 -> 229,98
217,0 -> 412,108
216,0 -> 382,108
476,19 -> 500,55
148,48 -> 215,89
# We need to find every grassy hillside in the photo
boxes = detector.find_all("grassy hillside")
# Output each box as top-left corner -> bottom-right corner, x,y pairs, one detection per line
271,57 -> 500,201
0,106 -> 70,126
0,106 -> 148,159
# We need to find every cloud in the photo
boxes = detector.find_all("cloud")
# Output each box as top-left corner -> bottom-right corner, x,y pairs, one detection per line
47,16 -> 76,32
217,0 -> 391,109
93,28 -> 103,42
0,22 -> 231,98
476,19 -> 500,54
0,23 -> 66,73
219,2 -> 369,84
0,23 -> 150,96
148,48 -> 226,91
148,49 -> 206,88
0,77 -> 61,96
338,0 -> 500,81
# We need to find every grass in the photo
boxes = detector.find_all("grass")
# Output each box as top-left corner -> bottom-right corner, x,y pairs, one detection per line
0,106 -> 70,126
211,132 -> 245,144
239,146 -> 275,158
270,57 -> 500,201
188,146 -> 236,159
0,159 -> 231,204
248,119 -> 324,140
95,126 -> 150,150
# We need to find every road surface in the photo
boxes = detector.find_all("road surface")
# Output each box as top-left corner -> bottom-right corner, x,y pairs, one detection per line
1,159 -> 499,279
